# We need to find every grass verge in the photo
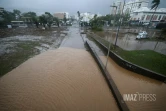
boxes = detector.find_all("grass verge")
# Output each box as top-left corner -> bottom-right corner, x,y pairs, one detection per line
87,33 -> 166,75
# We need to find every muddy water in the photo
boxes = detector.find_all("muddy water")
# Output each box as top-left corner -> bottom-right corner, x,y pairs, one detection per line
60,26 -> 85,49
104,34 -> 166,55
0,48 -> 119,111
100,56 -> 166,111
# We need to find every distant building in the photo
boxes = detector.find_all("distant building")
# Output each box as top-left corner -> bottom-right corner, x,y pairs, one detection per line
131,7 -> 166,22
80,12 -> 102,23
53,12 -> 70,20
0,7 -> 4,13
0,7 -> 4,21
123,0 -> 149,16
122,0 -> 166,22
111,0 -> 123,15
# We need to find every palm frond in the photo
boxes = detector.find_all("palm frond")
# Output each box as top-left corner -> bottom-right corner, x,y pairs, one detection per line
151,0 -> 160,10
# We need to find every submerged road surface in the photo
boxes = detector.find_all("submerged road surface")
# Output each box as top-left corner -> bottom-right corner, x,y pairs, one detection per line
87,33 -> 166,111
0,25 -> 119,111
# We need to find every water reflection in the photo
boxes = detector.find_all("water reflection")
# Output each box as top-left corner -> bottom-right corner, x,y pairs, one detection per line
104,34 -> 166,55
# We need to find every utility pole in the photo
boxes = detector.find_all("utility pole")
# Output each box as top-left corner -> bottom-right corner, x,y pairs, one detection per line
114,0 -> 126,47
105,5 -> 117,70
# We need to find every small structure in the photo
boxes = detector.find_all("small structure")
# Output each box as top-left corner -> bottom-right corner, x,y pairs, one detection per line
11,21 -> 27,28
53,12 -> 70,20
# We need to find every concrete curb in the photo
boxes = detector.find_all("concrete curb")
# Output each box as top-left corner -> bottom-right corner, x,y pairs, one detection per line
85,41 -> 129,111
89,34 -> 166,83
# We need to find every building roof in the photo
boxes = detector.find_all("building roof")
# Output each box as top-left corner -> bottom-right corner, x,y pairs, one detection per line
133,7 -> 166,13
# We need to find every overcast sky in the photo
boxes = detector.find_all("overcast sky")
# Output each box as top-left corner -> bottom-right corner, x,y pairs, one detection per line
0,0 -> 166,15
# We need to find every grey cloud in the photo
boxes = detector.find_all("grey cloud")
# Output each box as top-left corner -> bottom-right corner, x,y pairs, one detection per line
0,0 -> 166,15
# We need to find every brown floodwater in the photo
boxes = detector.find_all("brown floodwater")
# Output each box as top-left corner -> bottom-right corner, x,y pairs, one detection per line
0,48 -> 119,111
100,56 -> 166,111
104,34 -> 166,55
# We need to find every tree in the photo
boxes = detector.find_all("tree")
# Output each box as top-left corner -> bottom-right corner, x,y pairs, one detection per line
63,13 -> 67,24
39,15 -> 47,28
13,9 -> 21,20
22,12 -> 37,17
77,11 -> 80,19
0,10 -> 15,25
147,0 -> 160,30
53,17 -> 60,27
151,0 -> 160,10
45,12 -> 53,28
39,12 -> 54,29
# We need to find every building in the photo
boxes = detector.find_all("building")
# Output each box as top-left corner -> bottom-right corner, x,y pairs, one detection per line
0,7 -> 4,21
80,12 -> 102,23
53,12 -> 70,20
123,0 -> 166,23
123,0 -> 149,16
131,7 -> 166,22
0,7 -> 4,13
111,0 -> 124,15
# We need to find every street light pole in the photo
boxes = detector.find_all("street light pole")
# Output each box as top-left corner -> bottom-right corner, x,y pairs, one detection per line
114,0 -> 126,47
105,5 -> 117,70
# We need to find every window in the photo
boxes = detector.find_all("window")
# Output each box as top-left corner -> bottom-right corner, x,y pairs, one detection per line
138,4 -> 141,8
146,15 -> 151,20
152,15 -> 158,21
135,12 -> 138,15
158,15 -> 162,20
162,16 -> 166,20
141,15 -> 145,20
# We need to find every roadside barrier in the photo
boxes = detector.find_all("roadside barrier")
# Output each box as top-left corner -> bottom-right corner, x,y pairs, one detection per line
88,33 -> 166,83
85,41 -> 129,111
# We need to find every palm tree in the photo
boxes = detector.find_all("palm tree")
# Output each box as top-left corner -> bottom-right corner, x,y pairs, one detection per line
147,0 -> 160,30
151,0 -> 160,10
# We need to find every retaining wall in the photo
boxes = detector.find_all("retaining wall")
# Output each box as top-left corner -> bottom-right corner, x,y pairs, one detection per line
89,34 -> 166,83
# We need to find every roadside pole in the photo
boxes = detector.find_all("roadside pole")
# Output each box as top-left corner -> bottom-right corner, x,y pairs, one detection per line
114,0 -> 126,47
105,5 -> 117,70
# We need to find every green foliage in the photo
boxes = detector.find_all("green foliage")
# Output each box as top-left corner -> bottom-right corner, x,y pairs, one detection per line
39,15 -> 47,26
77,11 -> 80,18
53,17 -> 60,27
13,9 -> 21,20
151,0 -> 160,9
90,14 -> 130,28
45,12 -> 53,28
22,12 -> 37,18
63,13 -> 67,23
39,12 -> 54,28
22,11 -> 37,22
0,10 -> 15,25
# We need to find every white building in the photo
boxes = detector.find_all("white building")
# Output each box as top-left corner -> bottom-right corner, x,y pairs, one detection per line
123,0 -> 166,22
111,0 -> 124,15
80,12 -> 102,23
131,7 -> 166,22
124,0 -> 149,16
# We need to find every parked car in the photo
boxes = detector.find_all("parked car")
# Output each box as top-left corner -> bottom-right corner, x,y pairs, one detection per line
143,22 -> 149,26
136,31 -> 148,39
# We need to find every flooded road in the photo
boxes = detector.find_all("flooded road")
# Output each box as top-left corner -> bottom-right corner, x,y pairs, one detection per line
0,48 -> 119,111
104,33 -> 166,55
0,25 -> 119,111
100,56 -> 166,111
85,34 -> 166,111
60,25 -> 85,49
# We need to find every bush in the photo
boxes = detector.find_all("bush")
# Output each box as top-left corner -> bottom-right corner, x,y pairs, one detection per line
91,26 -> 103,31
156,23 -> 166,29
